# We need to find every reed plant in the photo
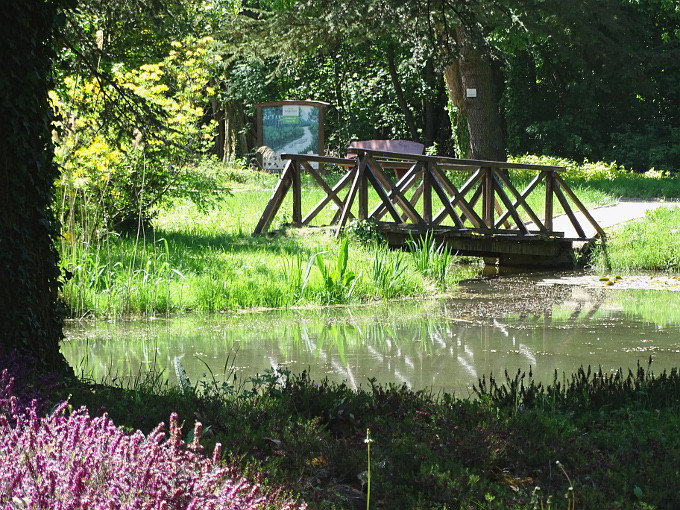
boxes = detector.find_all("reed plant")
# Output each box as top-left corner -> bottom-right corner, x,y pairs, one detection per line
305,238 -> 359,304
370,246 -> 409,299
407,230 -> 454,287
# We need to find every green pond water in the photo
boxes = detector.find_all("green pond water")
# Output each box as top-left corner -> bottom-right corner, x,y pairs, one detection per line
61,274 -> 680,397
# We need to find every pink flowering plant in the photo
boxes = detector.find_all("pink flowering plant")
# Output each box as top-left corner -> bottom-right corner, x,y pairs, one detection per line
0,368 -> 304,509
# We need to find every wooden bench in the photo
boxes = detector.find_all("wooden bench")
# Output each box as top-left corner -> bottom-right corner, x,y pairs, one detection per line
346,140 -> 425,180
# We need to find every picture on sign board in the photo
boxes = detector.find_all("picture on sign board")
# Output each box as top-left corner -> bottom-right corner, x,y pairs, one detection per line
261,105 -> 320,170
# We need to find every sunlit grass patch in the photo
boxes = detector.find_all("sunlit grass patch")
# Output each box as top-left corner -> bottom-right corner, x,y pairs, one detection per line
590,206 -> 680,272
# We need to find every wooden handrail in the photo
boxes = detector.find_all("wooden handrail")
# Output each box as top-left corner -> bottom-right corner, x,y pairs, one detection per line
334,149 -> 566,172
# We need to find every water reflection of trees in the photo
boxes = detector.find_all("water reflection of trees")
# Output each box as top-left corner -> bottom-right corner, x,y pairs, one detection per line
61,284 -> 680,394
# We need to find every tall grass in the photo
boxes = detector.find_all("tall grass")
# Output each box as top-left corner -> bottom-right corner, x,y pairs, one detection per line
371,246 -> 409,299
60,215 -> 438,317
305,238 -> 359,304
407,230 -> 455,287
61,233 -> 185,317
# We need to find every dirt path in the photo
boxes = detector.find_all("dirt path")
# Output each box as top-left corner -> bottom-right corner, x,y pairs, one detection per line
281,126 -> 313,154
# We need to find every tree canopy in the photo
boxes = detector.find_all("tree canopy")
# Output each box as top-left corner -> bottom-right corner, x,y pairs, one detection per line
216,0 -> 680,168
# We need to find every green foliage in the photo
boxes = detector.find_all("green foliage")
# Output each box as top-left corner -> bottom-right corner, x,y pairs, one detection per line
217,1 -> 451,153
503,0 -> 680,171
306,238 -> 359,304
371,247 -> 409,299
474,360 -> 680,415
344,219 -> 385,245
513,154 -> 680,198
54,36 -> 224,236
53,360 -> 680,508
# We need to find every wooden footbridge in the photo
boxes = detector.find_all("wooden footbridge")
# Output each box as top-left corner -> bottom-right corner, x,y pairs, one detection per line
253,149 -> 606,268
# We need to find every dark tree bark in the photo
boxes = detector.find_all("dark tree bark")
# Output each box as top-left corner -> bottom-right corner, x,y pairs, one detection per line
207,78 -> 228,161
443,25 -> 506,161
421,59 -> 448,151
0,1 -> 69,371
386,44 -> 419,141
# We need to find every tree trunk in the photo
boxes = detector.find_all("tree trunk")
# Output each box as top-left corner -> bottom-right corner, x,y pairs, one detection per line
386,44 -> 419,141
0,0 -> 69,371
421,59 -> 448,152
443,25 -> 506,161
207,78 -> 227,161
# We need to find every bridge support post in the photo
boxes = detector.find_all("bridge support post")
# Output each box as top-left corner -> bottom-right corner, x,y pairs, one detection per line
544,171 -> 554,232
482,167 -> 494,227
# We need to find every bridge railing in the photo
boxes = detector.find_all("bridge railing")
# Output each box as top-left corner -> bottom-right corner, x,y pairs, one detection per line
253,149 -> 605,240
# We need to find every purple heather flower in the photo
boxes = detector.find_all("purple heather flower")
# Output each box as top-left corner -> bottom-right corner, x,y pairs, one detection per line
0,361 -> 307,509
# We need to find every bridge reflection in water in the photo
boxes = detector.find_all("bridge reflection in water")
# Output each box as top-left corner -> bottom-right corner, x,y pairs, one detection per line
62,279 -> 680,396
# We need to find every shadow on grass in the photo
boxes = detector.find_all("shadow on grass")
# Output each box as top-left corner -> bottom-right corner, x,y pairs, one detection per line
159,229 -> 314,256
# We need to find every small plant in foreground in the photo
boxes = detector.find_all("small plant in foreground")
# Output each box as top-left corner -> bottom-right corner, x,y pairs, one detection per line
530,486 -> 553,510
364,428 -> 373,510
556,461 -> 575,510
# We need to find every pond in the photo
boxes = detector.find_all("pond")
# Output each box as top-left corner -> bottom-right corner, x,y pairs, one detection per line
61,273 -> 680,397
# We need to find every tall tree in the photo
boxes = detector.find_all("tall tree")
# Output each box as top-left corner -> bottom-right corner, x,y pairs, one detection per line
442,24 -> 507,160
218,0 -> 453,153
0,0 -> 67,369
221,0 -> 680,167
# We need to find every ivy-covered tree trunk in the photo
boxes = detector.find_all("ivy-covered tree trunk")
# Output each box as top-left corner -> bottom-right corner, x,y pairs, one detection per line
443,25 -> 506,162
0,1 -> 68,370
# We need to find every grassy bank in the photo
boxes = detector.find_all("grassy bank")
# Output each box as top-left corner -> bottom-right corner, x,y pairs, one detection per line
590,206 -> 680,272
59,221 -> 478,317
60,166 -> 482,317
59,156 -> 680,318
40,359 -> 679,509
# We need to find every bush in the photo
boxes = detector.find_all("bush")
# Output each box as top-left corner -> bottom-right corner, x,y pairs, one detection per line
0,367 -> 304,509
53,37 -> 224,237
